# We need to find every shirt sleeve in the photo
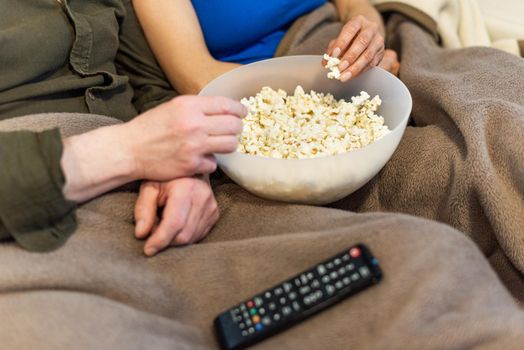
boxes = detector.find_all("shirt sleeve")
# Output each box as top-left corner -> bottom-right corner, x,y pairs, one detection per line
0,128 -> 77,251
115,0 -> 178,114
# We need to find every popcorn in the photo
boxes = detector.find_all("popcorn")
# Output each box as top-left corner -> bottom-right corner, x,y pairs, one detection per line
238,86 -> 390,159
323,54 -> 341,80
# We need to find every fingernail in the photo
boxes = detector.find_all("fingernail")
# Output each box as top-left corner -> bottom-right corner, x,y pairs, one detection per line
332,47 -> 341,58
338,60 -> 349,71
340,71 -> 353,82
135,220 -> 145,236
145,246 -> 158,256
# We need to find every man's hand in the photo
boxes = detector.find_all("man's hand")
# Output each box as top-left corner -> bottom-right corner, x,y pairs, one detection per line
134,176 -> 219,256
325,15 -> 385,82
123,95 -> 246,181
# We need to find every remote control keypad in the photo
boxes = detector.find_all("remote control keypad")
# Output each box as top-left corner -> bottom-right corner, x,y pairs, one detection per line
228,247 -> 373,337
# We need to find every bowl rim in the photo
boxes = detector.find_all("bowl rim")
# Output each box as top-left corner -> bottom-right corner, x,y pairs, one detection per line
200,54 -> 413,163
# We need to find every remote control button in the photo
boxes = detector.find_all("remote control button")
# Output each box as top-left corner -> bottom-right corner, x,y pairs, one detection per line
351,273 -> 360,281
326,285 -> 335,295
264,291 -> 272,299
289,291 -> 297,300
371,258 -> 379,265
311,279 -> 320,289
338,267 -> 345,275
279,297 -> 287,305
317,264 -> 327,275
300,274 -> 308,284
232,307 -> 240,315
303,296 -> 311,305
252,315 -> 260,324
345,263 -> 355,271
283,282 -> 292,293
250,308 -> 257,315
248,327 -> 255,334
239,322 -> 245,329
233,315 -> 242,323
247,301 -> 254,308
245,319 -> 252,326
273,313 -> 281,321
282,306 -> 292,316
268,302 -> 277,311
262,316 -> 271,326
315,290 -> 323,299
350,247 -> 361,258
275,287 -> 283,296
306,272 -> 314,280
299,286 -> 311,295
307,293 -> 318,304
326,262 -> 334,269
240,304 -> 246,311
255,324 -> 263,331
259,307 -> 266,315
254,297 -> 263,307
342,277 -> 351,285
342,254 -> 350,261
243,311 -> 250,319
334,258 -> 341,266
359,266 -> 370,278
321,275 -> 330,284
335,281 -> 343,289
292,301 -> 301,311
294,278 -> 301,287
329,271 -> 338,280
241,330 -> 248,337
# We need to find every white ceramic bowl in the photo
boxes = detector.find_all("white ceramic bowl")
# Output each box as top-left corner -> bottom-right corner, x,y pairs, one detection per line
199,55 -> 412,205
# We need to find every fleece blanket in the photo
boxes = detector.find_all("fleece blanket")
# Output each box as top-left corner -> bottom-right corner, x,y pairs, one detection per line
370,0 -> 524,56
278,3 -> 524,301
1,8 -> 524,350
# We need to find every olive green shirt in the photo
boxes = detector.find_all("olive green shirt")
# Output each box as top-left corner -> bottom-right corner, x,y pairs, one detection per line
0,0 -> 176,251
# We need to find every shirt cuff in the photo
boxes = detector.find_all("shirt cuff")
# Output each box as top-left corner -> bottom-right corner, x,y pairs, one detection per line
0,129 -> 77,251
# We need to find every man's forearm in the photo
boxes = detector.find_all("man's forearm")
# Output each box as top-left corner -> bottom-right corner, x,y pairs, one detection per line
334,0 -> 385,36
61,124 -> 137,203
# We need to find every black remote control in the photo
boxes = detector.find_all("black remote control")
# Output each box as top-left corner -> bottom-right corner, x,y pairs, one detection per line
214,243 -> 382,350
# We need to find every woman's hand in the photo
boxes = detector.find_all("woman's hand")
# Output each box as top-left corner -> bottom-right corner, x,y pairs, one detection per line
134,176 -> 219,256
378,49 -> 400,76
326,15 -> 385,82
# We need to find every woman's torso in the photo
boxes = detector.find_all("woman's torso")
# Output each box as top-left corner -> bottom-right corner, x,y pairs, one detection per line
192,0 -> 327,64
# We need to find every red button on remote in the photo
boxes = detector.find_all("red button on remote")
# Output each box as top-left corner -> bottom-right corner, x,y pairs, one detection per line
349,247 -> 361,258
247,301 -> 254,308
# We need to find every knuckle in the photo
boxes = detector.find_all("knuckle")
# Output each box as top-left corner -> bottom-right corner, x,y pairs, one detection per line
363,49 -> 374,62
175,233 -> 192,245
168,217 -> 185,234
155,231 -> 173,247
357,35 -> 370,47
214,98 -> 231,115
225,137 -> 239,152
377,36 -> 385,47
207,161 -> 218,173
184,154 -> 201,172
233,119 -> 244,134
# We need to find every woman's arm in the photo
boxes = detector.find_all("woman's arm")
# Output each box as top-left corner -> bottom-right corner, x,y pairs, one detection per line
132,0 -> 240,94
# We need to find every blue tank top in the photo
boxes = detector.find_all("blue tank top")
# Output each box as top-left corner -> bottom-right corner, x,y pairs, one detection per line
192,0 -> 327,64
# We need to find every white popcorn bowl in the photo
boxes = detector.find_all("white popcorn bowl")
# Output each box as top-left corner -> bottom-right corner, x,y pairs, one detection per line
199,55 -> 412,205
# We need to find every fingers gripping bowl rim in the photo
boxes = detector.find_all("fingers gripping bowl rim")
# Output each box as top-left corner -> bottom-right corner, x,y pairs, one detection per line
199,55 -> 412,205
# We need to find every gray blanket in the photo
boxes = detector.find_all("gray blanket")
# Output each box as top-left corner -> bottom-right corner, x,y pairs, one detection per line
1,6 -> 524,350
